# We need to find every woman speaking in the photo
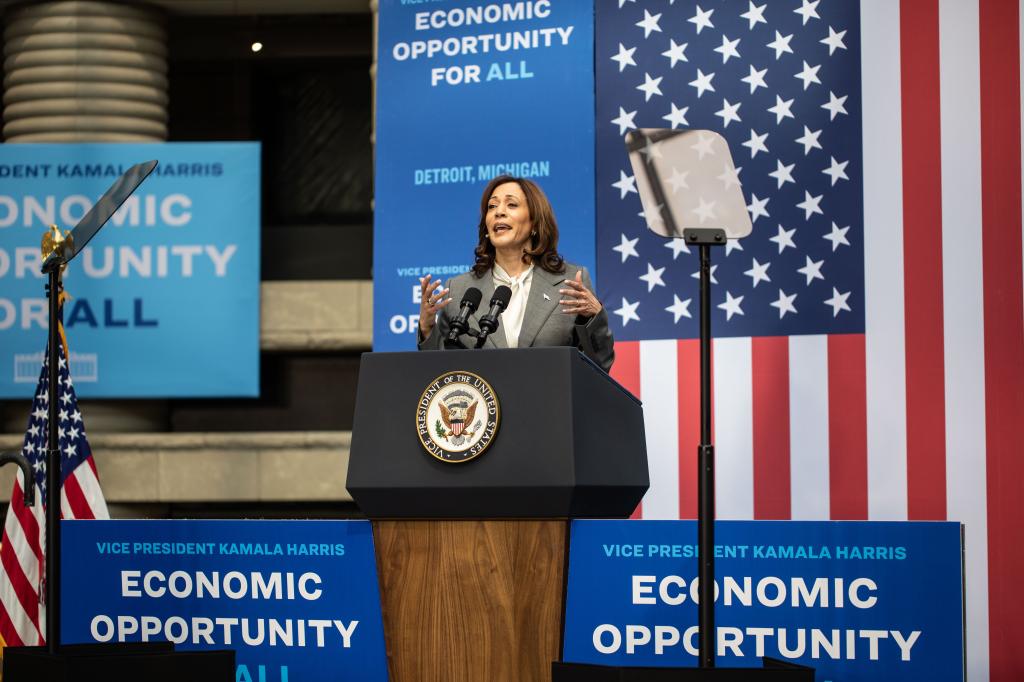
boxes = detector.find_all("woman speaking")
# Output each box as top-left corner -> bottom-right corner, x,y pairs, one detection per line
417,175 -> 614,371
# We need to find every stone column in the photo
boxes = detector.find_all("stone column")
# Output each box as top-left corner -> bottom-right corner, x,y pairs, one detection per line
3,0 -> 167,142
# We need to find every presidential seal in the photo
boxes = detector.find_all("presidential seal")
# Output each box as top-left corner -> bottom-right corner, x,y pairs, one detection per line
416,370 -> 500,463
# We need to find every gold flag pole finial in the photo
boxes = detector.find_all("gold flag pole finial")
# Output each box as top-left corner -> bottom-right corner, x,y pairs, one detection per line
40,224 -> 73,271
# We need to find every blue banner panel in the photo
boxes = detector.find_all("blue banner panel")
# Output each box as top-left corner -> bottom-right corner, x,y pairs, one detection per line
62,520 -> 389,682
564,520 -> 964,681
374,0 -> 596,349
0,143 -> 260,398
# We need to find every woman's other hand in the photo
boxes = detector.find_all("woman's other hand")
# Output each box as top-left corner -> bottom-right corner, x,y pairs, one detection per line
419,274 -> 451,336
559,270 -> 602,319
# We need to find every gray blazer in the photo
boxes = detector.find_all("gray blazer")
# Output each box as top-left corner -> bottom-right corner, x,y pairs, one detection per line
418,263 -> 615,371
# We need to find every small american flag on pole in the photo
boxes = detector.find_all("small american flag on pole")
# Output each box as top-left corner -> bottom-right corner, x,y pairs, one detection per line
0,329 -> 109,648
595,1 -> 1023,680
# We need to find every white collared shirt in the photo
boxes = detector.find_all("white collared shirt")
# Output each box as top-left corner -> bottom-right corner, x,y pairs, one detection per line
492,263 -> 534,348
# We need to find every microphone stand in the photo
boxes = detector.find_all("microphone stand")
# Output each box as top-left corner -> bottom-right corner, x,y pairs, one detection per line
445,293 -> 484,349
473,312 -> 504,349
473,288 -> 511,349
445,325 -> 479,350
447,301 -> 508,349
443,324 -> 497,350
473,329 -> 492,349
444,327 -> 488,350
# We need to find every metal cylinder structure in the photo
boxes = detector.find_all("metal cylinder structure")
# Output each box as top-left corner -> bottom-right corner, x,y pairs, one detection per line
3,0 -> 167,142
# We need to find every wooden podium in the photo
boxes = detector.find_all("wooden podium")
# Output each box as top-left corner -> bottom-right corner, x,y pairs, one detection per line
373,519 -> 566,681
347,348 -> 648,682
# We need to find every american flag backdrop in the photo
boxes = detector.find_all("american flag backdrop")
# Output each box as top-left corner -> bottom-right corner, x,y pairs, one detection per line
595,1 -> 1023,680
0,331 -> 109,648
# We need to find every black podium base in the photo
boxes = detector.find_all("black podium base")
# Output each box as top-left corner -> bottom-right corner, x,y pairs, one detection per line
553,658 -> 814,681
2,642 -> 235,682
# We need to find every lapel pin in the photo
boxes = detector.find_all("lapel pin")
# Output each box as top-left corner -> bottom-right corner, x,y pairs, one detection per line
543,293 -> 551,300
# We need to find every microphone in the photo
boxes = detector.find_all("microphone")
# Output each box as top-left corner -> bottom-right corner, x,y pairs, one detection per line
475,286 -> 513,346
446,287 -> 483,344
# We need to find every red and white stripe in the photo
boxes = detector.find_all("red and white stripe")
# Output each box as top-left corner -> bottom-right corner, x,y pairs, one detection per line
610,3 -> 1024,680
0,473 -> 45,647
0,450 -> 108,647
0,465 -> 108,648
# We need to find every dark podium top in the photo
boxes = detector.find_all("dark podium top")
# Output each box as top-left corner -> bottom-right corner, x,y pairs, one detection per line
346,347 -> 649,518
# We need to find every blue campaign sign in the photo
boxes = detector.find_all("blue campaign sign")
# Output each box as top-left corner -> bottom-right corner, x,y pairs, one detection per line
0,143 -> 260,398
374,0 -> 596,349
62,520 -> 389,682
564,520 -> 964,681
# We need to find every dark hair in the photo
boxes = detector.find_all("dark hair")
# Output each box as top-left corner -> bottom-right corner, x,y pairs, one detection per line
472,175 -> 565,277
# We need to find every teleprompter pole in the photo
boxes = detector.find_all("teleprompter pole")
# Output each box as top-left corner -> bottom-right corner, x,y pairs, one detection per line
682,227 -> 724,669
44,265 -> 62,653
34,160 -> 159,655
624,126 -> 749,670
697,242 -> 715,668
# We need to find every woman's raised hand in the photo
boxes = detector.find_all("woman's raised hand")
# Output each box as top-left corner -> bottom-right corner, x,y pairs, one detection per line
418,274 -> 451,336
559,270 -> 602,319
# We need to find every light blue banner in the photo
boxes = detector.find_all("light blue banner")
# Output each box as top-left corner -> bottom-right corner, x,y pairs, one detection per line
564,520 -> 964,681
62,520 -> 389,682
0,143 -> 260,398
374,0 -> 596,349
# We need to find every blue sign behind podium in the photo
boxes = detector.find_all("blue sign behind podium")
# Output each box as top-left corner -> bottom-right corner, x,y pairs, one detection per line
563,520 -> 964,681
62,520 -> 389,682
374,0 -> 596,350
